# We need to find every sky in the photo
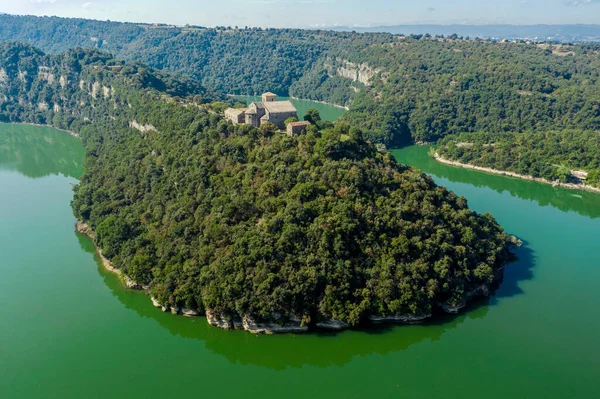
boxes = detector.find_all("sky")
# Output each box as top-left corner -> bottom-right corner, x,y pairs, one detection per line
2,0 -> 600,28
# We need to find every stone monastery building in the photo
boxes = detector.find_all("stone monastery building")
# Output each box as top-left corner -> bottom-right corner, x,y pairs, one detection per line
225,92 -> 298,129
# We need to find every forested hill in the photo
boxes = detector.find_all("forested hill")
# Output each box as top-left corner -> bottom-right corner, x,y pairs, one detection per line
0,42 -> 516,333
2,14 -> 600,146
0,40 -> 222,128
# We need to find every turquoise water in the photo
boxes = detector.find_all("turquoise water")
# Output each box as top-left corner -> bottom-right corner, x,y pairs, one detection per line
1,125 -> 599,398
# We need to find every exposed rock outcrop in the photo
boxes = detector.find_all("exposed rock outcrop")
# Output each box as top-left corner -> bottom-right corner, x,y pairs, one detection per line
325,58 -> 384,86
129,120 -> 157,133
206,309 -> 236,330
369,313 -> 432,324
0,68 -> 7,85
37,67 -> 55,84
242,316 -> 308,335
181,308 -> 201,317
315,319 -> 351,330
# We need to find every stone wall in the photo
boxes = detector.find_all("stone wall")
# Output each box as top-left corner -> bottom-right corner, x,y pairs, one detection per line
266,110 -> 297,129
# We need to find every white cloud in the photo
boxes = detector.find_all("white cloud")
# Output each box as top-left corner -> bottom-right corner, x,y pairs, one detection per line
564,0 -> 600,6
82,2 -> 92,9
29,0 -> 57,3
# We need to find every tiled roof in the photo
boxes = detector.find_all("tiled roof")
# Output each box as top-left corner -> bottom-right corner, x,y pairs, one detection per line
226,108 -> 247,116
263,100 -> 297,114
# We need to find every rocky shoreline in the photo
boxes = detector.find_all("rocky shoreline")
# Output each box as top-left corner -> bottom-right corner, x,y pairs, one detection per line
289,96 -> 350,111
6,122 -> 80,139
434,153 -> 600,194
75,220 -> 502,335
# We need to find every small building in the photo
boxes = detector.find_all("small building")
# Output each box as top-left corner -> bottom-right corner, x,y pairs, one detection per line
261,92 -> 277,102
287,121 -> 311,136
225,92 -> 298,130
224,107 -> 248,124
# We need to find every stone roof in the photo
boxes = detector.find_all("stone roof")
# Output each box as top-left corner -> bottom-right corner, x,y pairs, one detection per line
262,92 -> 277,97
263,100 -> 297,114
288,121 -> 311,127
245,108 -> 257,115
225,108 -> 247,116
251,102 -> 265,110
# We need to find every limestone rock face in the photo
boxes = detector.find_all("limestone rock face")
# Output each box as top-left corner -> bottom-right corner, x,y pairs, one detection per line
181,308 -> 201,317
315,320 -> 351,330
151,297 -> 161,308
368,313 -> 432,324
205,309 -> 308,334
75,221 -> 96,240
124,276 -> 142,290
206,309 -> 235,330
102,86 -> 111,99
0,68 -> 7,86
129,120 -> 157,133
242,316 -> 308,335
325,58 -> 384,86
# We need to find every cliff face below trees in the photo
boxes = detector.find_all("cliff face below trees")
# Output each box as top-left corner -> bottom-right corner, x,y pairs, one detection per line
1,43 -> 518,334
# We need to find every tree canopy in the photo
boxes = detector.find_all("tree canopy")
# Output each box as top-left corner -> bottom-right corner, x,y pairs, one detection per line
0,42 -> 516,330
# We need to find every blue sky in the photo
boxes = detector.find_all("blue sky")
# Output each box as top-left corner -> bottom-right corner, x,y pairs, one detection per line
2,0 -> 600,28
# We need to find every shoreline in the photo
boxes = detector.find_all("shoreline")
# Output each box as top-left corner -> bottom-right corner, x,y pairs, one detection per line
2,121 -> 80,139
433,153 -> 600,194
288,96 -> 350,111
74,219 -> 496,334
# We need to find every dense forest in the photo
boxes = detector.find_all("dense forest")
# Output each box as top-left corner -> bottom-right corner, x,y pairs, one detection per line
0,42 -> 517,332
437,131 -> 600,188
2,14 -> 600,147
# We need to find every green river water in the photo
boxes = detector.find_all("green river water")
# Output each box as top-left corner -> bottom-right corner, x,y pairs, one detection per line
1,123 -> 599,398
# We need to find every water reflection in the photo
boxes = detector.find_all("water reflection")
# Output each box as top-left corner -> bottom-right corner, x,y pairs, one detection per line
493,242 -> 536,301
0,123 -> 84,179
76,233 -> 541,370
392,146 -> 600,219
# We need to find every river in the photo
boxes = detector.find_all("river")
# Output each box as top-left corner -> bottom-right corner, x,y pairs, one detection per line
1,125 -> 599,398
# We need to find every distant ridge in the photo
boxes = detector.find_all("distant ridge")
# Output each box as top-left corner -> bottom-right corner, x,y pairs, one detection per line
328,24 -> 600,42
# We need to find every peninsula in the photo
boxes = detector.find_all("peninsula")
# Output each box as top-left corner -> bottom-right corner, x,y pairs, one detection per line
0,42 -> 517,333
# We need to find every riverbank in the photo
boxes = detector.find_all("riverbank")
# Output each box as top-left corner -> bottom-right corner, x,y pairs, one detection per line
75,221 -> 143,289
288,96 -> 350,111
2,122 -> 80,139
433,153 -> 600,194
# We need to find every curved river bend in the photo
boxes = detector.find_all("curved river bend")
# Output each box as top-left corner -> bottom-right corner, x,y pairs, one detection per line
1,125 -> 599,398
